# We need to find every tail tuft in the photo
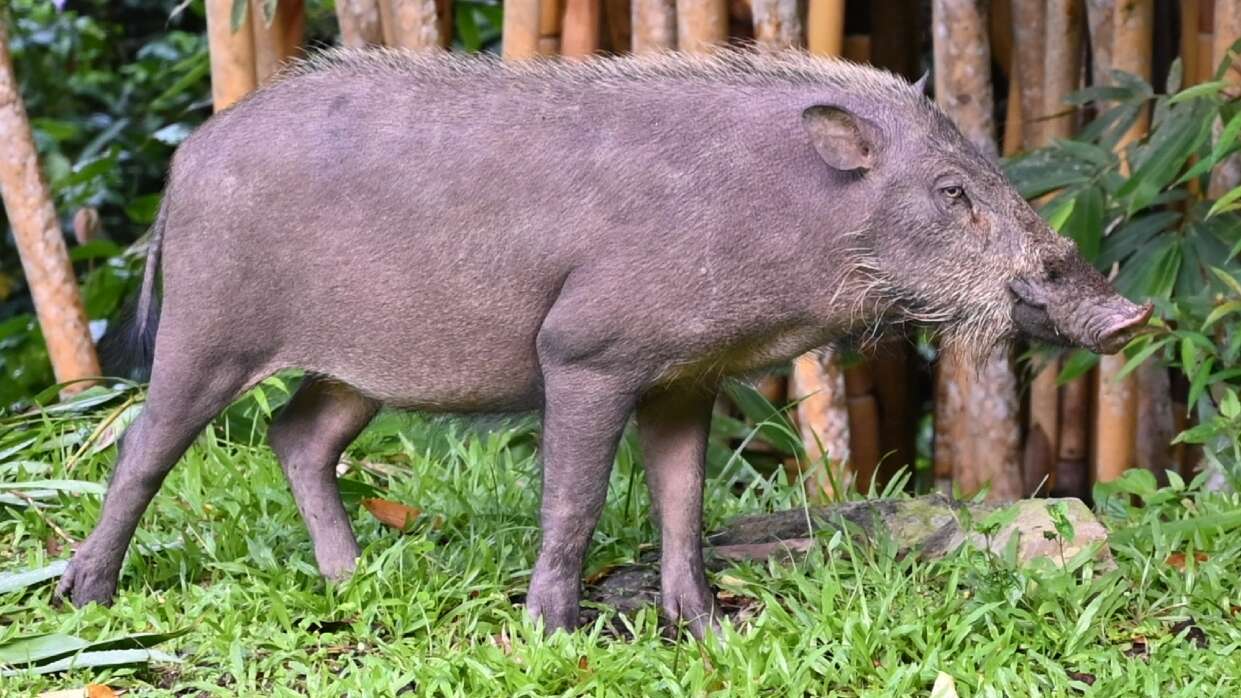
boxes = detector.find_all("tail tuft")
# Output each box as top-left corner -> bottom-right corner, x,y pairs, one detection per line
98,291 -> 160,381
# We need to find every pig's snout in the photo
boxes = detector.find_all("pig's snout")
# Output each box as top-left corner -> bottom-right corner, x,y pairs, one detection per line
1008,275 -> 1153,355
1091,300 -> 1153,354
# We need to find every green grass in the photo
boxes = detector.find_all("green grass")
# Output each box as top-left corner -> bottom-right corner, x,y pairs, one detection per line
1,385 -> 1240,696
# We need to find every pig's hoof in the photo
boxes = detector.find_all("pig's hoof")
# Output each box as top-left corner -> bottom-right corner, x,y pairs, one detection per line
662,586 -> 721,640
526,579 -> 581,634
55,551 -> 120,608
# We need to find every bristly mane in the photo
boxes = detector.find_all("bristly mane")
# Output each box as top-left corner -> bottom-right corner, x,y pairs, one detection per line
278,46 -> 930,111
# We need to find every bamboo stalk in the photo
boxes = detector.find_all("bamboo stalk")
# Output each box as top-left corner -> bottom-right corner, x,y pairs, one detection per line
1043,0 -> 1084,141
790,352 -> 851,498
1209,0 -> 1241,197
1012,0 -> 1046,147
1197,1 -> 1215,86
751,0 -> 802,50
378,0 -> 397,44
1025,357 -> 1060,495
503,0 -> 542,59
1093,0 -> 1151,484
1181,0 -> 1201,88
934,0 -> 1023,501
1135,363 -> 1175,483
871,0 -> 919,78
336,0 -> 384,47
843,34 -> 870,63
1085,0 -> 1113,86
252,0 -> 305,85
806,0 -> 845,56
539,0 -> 562,54
206,0 -> 257,111
1053,371 -> 1091,496
844,364 -> 880,494
0,20 -> 100,392
389,0 -> 443,49
872,343 -> 915,486
677,0 -> 728,54
632,0 -> 675,52
562,0 -> 602,57
603,0 -> 632,52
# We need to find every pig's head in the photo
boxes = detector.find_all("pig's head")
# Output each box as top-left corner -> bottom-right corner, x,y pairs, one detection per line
799,86 -> 1151,360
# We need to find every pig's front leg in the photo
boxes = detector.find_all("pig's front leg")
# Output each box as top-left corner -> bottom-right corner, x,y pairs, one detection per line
636,384 -> 720,638
526,365 -> 637,634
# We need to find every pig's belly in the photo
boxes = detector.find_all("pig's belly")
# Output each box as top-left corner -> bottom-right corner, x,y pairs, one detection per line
283,310 -> 548,413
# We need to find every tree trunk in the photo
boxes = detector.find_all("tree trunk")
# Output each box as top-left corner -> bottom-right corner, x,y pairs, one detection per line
1181,0 -> 1200,89
751,0 -> 802,50
790,352 -> 852,498
389,0 -> 443,50
206,0 -> 257,111
0,20 -> 100,392
806,0 -> 845,56
562,0 -> 602,57
1085,0 -> 1113,86
252,0 -> 305,84
1093,0 -> 1151,484
632,0 -> 676,52
1209,0 -> 1241,197
677,0 -> 728,54
933,0 -> 1023,501
336,0 -> 384,47
872,342 -> 916,487
1195,1 -> 1215,86
503,0 -> 542,59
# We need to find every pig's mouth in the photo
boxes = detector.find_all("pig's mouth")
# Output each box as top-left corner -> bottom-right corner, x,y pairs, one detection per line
1009,279 -> 1153,355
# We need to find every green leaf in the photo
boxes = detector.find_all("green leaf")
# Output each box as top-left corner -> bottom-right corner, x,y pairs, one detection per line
0,561 -> 67,595
2,649 -> 182,676
1117,336 -> 1171,379
1207,185 -> 1241,219
1046,501 -> 1076,543
1058,350 -> 1099,384
124,193 -> 163,225
0,634 -> 88,665
1045,196 -> 1076,232
231,0 -> 249,32
1063,187 -> 1104,261
1204,301 -> 1241,329
1167,80 -> 1227,104
1211,266 -> 1241,297
0,479 -> 106,496
1096,212 -> 1180,270
1222,389 -> 1241,419
1187,356 -> 1216,411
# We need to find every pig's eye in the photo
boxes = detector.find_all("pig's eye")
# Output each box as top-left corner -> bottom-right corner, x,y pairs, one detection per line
941,185 -> 965,201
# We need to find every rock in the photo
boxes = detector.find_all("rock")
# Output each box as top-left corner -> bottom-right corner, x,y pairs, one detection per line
585,495 -> 1113,617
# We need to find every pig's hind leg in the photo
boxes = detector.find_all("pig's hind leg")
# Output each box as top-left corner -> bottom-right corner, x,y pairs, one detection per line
57,358 -> 257,607
267,376 -> 378,581
636,384 -> 721,638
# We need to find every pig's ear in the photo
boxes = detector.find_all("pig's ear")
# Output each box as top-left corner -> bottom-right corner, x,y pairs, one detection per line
801,105 -> 877,172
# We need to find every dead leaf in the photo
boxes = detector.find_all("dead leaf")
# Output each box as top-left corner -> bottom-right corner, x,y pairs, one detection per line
930,671 -> 958,698
362,498 -> 421,530
577,655 -> 590,671
1165,551 -> 1209,570
37,686 -> 117,698
1066,671 -> 1096,685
